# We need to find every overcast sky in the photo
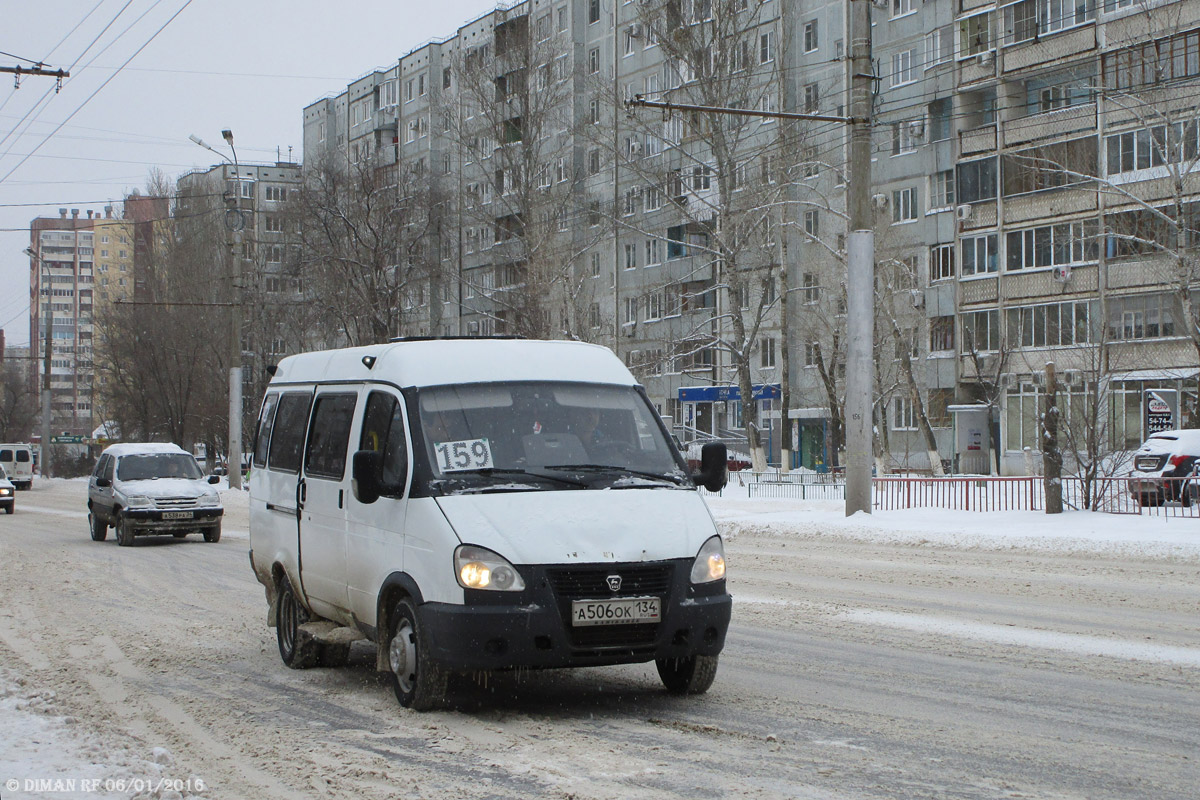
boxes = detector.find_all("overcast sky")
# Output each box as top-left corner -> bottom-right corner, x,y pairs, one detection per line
0,0 -> 498,348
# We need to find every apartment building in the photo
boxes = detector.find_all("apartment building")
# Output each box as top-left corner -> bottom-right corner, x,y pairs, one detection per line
174,160 -> 304,414
304,0 -> 1200,474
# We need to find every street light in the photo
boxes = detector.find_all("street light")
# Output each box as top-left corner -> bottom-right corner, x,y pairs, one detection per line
190,130 -> 244,490
24,246 -> 52,478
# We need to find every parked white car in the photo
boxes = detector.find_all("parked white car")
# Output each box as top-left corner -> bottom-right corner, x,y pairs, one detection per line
87,443 -> 224,546
249,338 -> 730,710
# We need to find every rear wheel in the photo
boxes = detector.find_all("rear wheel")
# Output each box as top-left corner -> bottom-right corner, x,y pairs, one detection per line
203,523 -> 221,543
386,598 -> 447,710
276,576 -> 318,669
656,654 -> 719,695
89,512 -> 107,541
115,515 -> 135,547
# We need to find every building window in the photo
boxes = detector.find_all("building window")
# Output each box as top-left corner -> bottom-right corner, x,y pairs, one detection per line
957,158 -> 998,203
891,50 -> 915,87
760,337 -> 776,369
623,296 -> 637,325
961,309 -> 1000,351
588,0 -> 600,24
760,31 -> 775,63
930,170 -> 955,210
928,98 -> 952,142
801,272 -> 819,304
960,233 -> 998,276
645,238 -> 661,265
892,187 -> 917,223
803,20 -> 818,53
892,120 -> 918,155
893,397 -> 916,431
1005,300 -> 1098,349
891,0 -> 915,18
959,12 -> 994,57
624,242 -> 637,269
803,83 -> 819,112
930,316 -> 955,352
590,251 -> 601,277
1105,293 -> 1177,341
1006,221 -> 1099,271
930,243 -> 956,281
926,26 -> 954,67
803,209 -> 819,238
589,47 -> 600,74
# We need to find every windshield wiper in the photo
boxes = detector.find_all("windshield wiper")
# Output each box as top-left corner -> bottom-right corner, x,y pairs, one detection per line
542,464 -> 688,486
437,467 -> 589,489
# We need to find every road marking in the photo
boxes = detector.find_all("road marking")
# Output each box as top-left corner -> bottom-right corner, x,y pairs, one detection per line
13,504 -> 86,517
844,609 -> 1200,667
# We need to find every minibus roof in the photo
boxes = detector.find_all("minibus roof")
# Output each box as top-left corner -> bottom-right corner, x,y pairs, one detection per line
269,339 -> 638,389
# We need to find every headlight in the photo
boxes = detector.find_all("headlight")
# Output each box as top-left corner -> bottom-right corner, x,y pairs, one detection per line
125,495 -> 153,509
196,493 -> 221,508
0,488 -> 10,496
690,535 -> 726,584
454,545 -> 526,592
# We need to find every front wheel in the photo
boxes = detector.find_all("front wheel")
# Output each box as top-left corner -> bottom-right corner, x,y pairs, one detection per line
115,515 -> 135,547
203,523 -> 221,543
3,504 -> 12,515
89,512 -> 107,541
276,576 -> 318,669
386,598 -> 447,711
656,654 -> 719,695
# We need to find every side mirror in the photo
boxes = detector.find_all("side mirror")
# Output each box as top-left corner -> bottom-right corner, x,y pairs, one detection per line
692,442 -> 728,492
96,477 -> 111,488
352,450 -> 383,504
207,475 -> 220,485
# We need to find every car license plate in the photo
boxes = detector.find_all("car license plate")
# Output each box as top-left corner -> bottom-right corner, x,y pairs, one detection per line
571,596 -> 660,627
161,511 -> 193,520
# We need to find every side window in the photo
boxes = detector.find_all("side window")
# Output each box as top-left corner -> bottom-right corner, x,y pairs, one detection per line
359,391 -> 409,497
103,456 -> 115,481
15,450 -> 29,463
268,392 -> 314,474
92,455 -> 107,478
304,393 -> 358,480
253,393 -> 280,468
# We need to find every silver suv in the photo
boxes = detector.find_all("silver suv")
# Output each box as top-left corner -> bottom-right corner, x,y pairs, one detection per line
88,443 -> 224,546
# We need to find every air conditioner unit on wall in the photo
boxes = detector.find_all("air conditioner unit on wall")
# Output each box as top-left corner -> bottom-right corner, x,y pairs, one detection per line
1053,265 -> 1072,283
1001,373 -> 1018,391
1031,371 -> 1046,388
1062,369 -> 1083,388
907,119 -> 925,139
956,204 -> 973,222
871,193 -> 889,210
977,353 -> 997,374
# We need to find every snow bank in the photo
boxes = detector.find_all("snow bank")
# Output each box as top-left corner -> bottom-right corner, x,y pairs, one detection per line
707,496 -> 1200,561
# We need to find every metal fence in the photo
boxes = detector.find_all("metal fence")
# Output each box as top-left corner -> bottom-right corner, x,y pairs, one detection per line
708,473 -> 1199,517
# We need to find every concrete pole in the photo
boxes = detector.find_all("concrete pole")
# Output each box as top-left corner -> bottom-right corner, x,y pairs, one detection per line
845,0 -> 875,515
225,137 -> 244,491
41,306 -> 52,479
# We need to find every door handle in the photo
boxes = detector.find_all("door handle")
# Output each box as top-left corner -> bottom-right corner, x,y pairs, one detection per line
297,478 -> 307,509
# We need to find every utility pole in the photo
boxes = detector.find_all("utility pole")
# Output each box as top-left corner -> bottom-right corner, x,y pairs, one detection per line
42,306 -> 52,479
843,0 -> 876,516
223,130 -> 244,491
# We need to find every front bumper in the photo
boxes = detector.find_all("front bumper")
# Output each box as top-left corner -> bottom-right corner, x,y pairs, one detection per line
121,507 -> 222,533
420,559 -> 731,671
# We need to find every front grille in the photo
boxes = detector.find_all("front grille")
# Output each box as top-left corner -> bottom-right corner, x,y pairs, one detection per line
153,496 -> 198,510
546,564 -> 672,598
547,563 -> 672,653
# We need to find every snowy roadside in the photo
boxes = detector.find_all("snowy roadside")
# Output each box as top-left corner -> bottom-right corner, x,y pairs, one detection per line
706,496 -> 1200,562
0,670 -> 204,800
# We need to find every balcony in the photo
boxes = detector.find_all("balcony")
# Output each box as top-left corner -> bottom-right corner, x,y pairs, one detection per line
959,124 -> 997,156
1004,103 -> 1097,148
1003,25 -> 1097,73
958,53 -> 997,86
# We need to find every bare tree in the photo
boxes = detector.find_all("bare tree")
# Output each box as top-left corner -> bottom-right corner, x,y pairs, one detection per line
0,360 -> 38,441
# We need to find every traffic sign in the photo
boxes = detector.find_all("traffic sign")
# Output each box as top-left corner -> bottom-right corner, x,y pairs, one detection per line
50,435 -> 87,444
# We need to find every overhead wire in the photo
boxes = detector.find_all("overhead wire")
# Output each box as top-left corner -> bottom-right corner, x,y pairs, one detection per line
0,0 -> 197,187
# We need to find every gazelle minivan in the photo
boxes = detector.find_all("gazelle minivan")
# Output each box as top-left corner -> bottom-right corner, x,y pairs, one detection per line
248,338 -> 730,710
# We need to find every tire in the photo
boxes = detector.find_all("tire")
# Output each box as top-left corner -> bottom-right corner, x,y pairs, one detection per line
89,512 -> 107,542
386,598 -> 447,711
203,523 -> 221,543
115,515 -> 135,547
4,504 -> 12,515
276,576 -> 319,669
656,654 -> 719,695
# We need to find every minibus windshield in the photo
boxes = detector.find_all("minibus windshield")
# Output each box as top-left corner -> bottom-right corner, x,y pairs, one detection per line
418,382 -> 689,490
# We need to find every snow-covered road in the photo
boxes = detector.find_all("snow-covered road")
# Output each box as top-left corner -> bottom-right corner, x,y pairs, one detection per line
1,479 -> 1196,799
